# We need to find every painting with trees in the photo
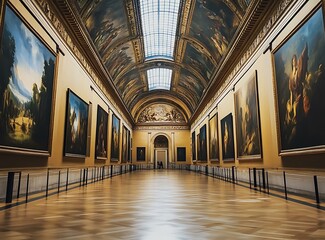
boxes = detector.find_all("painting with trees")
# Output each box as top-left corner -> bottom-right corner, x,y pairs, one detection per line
0,5 -> 56,153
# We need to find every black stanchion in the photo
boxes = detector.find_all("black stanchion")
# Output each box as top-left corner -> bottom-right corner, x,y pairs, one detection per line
46,169 -> 50,198
66,168 -> 69,191
266,171 -> 269,194
249,168 -> 251,189
111,165 -> 113,178
26,174 -> 30,203
232,166 -> 235,183
314,175 -> 320,204
262,169 -> 266,189
58,171 -> 61,193
253,168 -> 257,188
17,172 -> 22,199
283,171 -> 288,200
80,169 -> 82,186
6,172 -> 15,203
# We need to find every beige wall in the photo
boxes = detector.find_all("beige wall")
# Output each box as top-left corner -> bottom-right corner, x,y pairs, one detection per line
132,129 -> 191,164
0,0 -> 132,168
191,0 -> 325,169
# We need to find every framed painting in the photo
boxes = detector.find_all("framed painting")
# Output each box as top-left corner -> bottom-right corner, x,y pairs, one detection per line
221,113 -> 235,161
272,3 -> 325,155
199,124 -> 207,162
137,147 -> 145,161
0,4 -> 57,155
121,125 -> 128,163
192,131 -> 196,161
209,114 -> 219,161
111,113 -> 120,161
197,133 -> 200,161
234,71 -> 262,159
127,129 -> 131,162
95,105 -> 108,160
177,147 -> 186,162
64,89 -> 89,157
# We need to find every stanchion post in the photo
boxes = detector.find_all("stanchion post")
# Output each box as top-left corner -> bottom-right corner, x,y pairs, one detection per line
17,172 -> 22,199
46,169 -> 50,198
25,174 -> 30,203
283,171 -> 288,200
314,175 -> 320,204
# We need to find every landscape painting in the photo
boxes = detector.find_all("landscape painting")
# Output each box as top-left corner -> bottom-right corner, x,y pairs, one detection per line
273,5 -> 325,154
221,113 -> 235,161
234,72 -> 262,159
64,89 -> 89,157
95,105 -> 108,160
0,5 -> 56,153
111,113 -> 120,161
209,114 -> 219,161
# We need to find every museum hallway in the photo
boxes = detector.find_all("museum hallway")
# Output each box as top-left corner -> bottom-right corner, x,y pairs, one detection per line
0,170 -> 324,240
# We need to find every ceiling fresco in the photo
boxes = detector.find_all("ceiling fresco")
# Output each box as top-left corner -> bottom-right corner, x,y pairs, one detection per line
53,0 -> 263,124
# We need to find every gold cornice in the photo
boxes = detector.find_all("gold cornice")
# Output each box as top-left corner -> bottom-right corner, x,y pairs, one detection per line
134,126 -> 190,130
126,0 -> 137,36
32,0 -> 135,126
191,0 -> 294,125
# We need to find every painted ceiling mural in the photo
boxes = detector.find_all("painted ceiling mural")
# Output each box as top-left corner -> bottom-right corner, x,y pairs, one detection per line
69,0 -> 253,122
137,104 -> 186,124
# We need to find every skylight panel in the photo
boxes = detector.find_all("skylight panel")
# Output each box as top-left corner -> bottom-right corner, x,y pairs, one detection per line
140,0 -> 180,60
147,68 -> 172,91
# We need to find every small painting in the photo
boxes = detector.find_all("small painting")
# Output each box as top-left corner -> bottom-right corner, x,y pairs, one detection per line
199,124 -> 207,162
64,89 -> 89,157
111,113 -> 120,161
209,114 -> 219,161
221,113 -> 235,161
192,131 -> 196,160
137,147 -> 145,161
234,72 -> 262,159
273,5 -> 325,154
95,105 -> 108,159
0,5 -> 56,154
177,147 -> 186,162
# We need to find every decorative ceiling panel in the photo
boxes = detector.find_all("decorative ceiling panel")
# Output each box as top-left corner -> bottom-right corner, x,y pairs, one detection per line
84,0 -> 131,56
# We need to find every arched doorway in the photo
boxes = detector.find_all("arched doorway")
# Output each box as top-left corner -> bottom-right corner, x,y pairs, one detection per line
154,135 -> 168,169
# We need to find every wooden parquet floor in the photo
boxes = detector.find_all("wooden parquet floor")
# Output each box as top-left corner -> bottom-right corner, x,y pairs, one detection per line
0,170 -> 324,240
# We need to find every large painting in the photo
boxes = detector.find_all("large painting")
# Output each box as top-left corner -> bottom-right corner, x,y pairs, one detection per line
64,89 -> 89,157
209,114 -> 219,161
121,125 -> 128,163
137,147 -> 145,161
192,131 -> 196,160
199,124 -> 207,161
221,113 -> 235,161
111,113 -> 120,161
196,133 -> 200,161
234,72 -> 262,159
95,105 -> 108,160
273,4 -> 325,154
177,147 -> 186,162
0,5 -> 56,154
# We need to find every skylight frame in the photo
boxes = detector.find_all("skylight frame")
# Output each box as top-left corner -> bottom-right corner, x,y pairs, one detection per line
139,0 -> 181,60
147,68 -> 172,91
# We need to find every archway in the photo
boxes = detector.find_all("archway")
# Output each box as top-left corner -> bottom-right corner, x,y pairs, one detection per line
154,135 -> 169,169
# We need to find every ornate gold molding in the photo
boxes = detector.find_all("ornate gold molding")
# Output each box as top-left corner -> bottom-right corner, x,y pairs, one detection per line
134,125 -> 190,130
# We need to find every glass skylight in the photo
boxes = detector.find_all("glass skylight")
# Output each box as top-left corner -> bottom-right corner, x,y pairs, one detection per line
139,0 -> 180,60
147,68 -> 172,90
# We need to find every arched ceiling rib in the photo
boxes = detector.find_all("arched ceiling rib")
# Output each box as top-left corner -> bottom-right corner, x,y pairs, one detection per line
52,0 -> 276,125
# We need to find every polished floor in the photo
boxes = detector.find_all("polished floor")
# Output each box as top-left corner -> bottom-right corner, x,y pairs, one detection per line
0,170 -> 324,240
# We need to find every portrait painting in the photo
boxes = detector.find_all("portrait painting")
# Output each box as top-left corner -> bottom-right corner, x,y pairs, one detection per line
189,0 -> 246,60
84,0 -> 129,56
221,113 -> 235,161
177,147 -> 186,162
121,126 -> 128,163
273,4 -> 325,154
137,147 -> 145,161
64,89 -> 89,157
199,124 -> 207,162
111,113 -> 120,161
95,105 -> 108,160
192,131 -> 196,160
209,114 -> 219,161
0,5 -> 56,154
183,43 -> 214,81
234,72 -> 262,159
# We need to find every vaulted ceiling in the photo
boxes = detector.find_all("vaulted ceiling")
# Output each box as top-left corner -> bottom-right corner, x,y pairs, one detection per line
52,0 -> 276,125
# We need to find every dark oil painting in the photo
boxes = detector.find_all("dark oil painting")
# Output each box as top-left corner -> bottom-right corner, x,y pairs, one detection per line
273,5 -> 325,153
196,133 -> 200,161
95,105 -> 108,160
189,0 -> 245,61
177,147 -> 186,162
0,6 -> 56,153
121,126 -> 128,163
209,114 -> 219,161
64,89 -> 89,157
183,43 -> 214,81
234,72 -> 262,159
221,113 -> 235,161
84,0 -> 129,56
192,131 -> 196,160
199,124 -> 207,161
137,147 -> 145,161
111,113 -> 120,161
